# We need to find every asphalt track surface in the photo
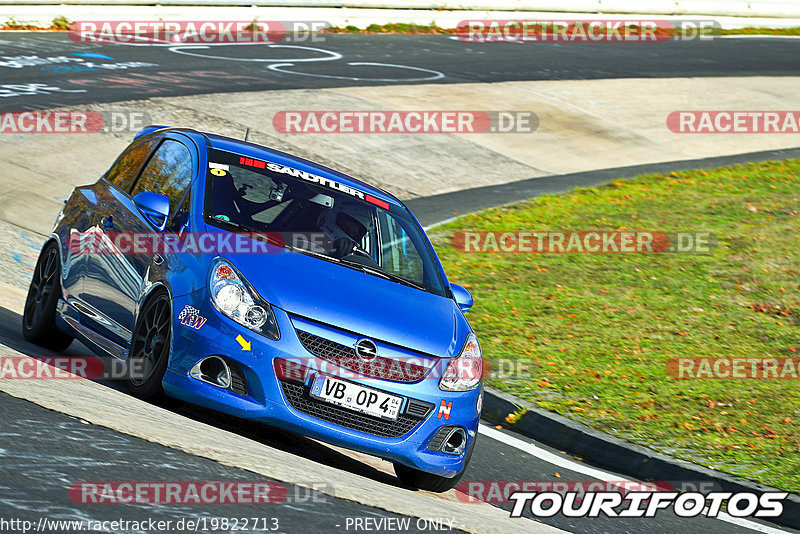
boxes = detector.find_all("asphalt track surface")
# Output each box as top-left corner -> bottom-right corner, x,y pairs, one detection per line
1,32 -> 800,111
1,31 -> 799,534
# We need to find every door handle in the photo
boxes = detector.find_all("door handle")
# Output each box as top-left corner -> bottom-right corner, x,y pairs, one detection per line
101,216 -> 114,230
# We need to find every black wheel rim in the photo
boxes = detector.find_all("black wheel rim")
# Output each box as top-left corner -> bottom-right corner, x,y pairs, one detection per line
129,294 -> 171,386
24,246 -> 59,330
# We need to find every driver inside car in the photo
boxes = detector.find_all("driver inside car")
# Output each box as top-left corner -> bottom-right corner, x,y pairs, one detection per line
318,207 -> 374,263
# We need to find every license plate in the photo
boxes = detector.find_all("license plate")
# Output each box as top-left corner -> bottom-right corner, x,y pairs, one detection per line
310,375 -> 402,421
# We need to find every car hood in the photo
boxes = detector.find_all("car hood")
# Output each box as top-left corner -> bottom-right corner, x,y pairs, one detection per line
224,248 -> 469,358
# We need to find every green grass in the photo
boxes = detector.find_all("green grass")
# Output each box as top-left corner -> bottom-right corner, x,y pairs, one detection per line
0,16 -> 72,30
715,26 -> 800,36
324,22 -> 449,34
431,159 -> 800,491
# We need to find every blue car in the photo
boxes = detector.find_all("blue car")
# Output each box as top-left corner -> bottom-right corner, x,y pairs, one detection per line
22,126 -> 483,491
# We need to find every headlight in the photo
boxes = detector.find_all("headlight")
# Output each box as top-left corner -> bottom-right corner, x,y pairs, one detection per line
209,258 -> 280,340
439,333 -> 483,391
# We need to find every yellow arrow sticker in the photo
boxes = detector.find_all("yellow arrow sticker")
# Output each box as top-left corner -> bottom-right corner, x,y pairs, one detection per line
236,334 -> 251,351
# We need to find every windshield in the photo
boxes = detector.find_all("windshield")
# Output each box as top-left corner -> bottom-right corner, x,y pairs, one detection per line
204,149 -> 447,296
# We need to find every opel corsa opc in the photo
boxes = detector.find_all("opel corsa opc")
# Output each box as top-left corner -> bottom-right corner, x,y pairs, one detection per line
23,126 -> 483,491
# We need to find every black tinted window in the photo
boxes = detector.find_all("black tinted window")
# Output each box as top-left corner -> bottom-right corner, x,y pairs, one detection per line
105,139 -> 157,192
132,139 -> 193,216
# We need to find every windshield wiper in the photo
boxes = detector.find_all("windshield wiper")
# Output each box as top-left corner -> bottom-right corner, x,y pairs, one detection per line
339,259 -> 427,291
283,243 -> 341,263
208,217 -> 253,233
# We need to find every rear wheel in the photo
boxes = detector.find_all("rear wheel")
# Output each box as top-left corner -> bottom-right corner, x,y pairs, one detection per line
127,291 -> 172,399
393,434 -> 476,492
22,241 -> 73,352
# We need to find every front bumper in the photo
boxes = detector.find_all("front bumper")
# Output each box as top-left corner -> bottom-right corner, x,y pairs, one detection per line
163,292 -> 481,477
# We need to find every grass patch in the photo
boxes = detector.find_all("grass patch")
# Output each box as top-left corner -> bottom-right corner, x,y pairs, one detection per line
0,17 -> 72,31
432,159 -> 800,491
324,22 -> 451,34
715,26 -> 800,36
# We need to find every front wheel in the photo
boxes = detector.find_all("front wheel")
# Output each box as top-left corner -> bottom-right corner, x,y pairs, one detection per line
22,241 -> 73,352
127,291 -> 172,399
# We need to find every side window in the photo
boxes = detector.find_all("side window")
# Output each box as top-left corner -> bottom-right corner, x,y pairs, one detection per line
131,139 -> 194,216
104,139 -> 157,192
378,211 -> 424,284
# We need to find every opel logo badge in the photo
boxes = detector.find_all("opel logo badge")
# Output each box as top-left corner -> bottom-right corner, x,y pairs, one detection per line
355,339 -> 378,361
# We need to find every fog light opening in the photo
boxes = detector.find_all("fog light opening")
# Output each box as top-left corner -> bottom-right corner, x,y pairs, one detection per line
190,356 -> 232,389
441,427 -> 467,455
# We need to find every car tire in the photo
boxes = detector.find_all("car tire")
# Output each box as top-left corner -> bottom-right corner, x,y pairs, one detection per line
22,241 -> 73,352
393,433 -> 476,492
127,290 -> 172,399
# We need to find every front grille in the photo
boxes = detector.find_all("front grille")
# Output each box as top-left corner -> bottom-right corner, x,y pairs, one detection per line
296,330 -> 430,383
279,380 -> 424,438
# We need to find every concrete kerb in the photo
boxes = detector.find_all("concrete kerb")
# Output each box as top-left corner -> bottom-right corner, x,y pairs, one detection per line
413,146 -> 800,229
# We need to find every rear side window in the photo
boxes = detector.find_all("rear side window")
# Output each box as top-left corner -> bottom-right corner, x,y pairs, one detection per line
132,139 -> 194,217
105,139 -> 157,192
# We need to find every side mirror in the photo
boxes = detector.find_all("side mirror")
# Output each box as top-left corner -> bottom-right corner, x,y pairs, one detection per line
134,192 -> 170,232
451,283 -> 474,313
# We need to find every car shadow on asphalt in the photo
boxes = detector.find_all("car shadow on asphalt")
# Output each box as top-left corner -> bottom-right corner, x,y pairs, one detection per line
0,304 -> 413,492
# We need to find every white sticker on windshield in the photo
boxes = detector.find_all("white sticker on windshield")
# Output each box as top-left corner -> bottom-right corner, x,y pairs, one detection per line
209,162 -> 229,171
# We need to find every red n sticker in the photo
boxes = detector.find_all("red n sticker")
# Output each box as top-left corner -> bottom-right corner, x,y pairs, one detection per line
438,400 -> 452,420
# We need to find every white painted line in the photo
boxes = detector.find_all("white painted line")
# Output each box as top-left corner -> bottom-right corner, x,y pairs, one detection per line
267,61 -> 445,82
424,214 -> 463,231
479,424 -> 637,483
713,512 -> 796,534
478,424 -> 790,534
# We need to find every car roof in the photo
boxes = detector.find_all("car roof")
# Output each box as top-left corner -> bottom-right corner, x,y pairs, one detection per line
146,126 -> 402,208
